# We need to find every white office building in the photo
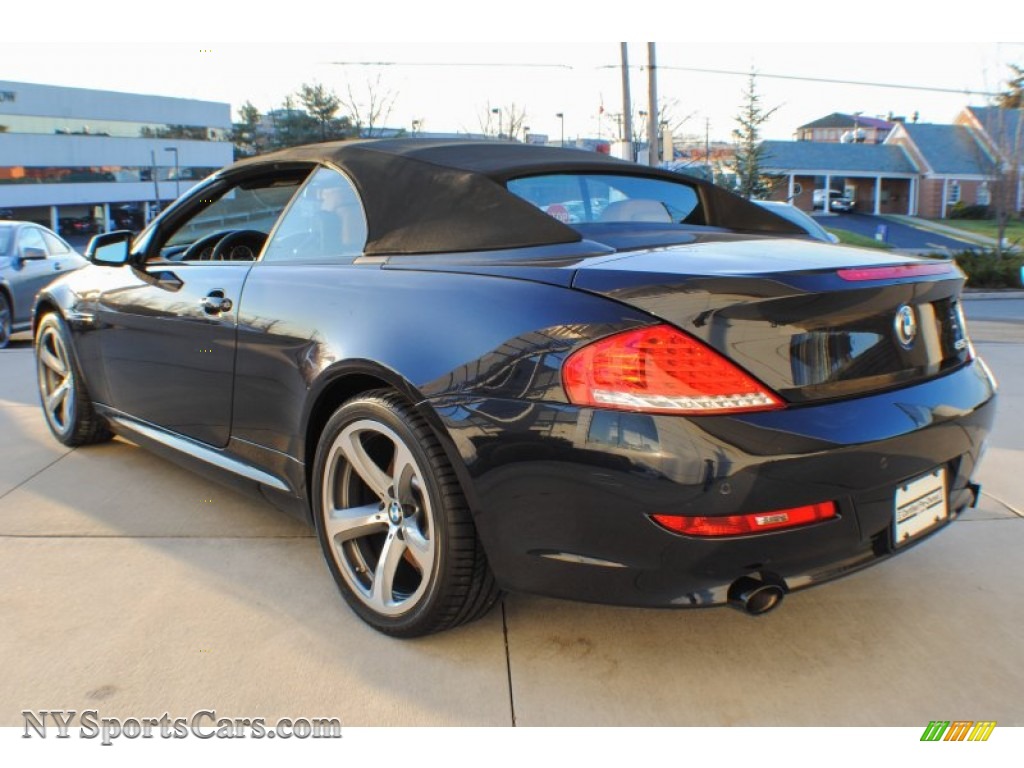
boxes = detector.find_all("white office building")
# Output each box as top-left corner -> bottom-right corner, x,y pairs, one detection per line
0,80 -> 233,234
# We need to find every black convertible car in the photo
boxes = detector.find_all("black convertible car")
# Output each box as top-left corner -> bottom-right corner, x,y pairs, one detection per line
33,140 -> 996,636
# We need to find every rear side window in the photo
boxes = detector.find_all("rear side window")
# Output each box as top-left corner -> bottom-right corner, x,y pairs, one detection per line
262,167 -> 368,263
507,173 -> 704,226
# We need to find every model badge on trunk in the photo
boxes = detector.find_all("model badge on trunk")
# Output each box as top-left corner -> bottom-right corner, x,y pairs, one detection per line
895,305 -> 917,348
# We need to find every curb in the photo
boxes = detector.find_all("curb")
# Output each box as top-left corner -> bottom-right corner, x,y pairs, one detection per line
884,215 -> 997,247
962,290 -> 1024,300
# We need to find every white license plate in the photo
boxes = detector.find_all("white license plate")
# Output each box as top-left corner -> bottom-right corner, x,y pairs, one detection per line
893,468 -> 948,547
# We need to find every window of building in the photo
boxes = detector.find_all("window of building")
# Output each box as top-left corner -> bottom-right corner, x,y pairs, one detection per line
0,165 -> 220,185
0,113 -> 227,141
977,182 -> 991,206
947,180 -> 961,205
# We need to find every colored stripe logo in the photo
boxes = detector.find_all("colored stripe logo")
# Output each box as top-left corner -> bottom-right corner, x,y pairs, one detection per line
920,720 -> 996,741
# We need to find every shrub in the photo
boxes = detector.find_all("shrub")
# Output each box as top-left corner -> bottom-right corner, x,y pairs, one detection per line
948,202 -> 993,220
953,249 -> 1024,288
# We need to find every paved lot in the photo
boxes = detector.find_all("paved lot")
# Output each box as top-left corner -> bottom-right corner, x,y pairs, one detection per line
1,300 -> 1021,727
816,212 -> 976,251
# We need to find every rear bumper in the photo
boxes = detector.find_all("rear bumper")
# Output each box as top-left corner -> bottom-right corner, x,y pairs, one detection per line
430,358 -> 997,608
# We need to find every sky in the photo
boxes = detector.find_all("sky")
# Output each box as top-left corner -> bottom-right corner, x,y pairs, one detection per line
2,5 -> 1021,147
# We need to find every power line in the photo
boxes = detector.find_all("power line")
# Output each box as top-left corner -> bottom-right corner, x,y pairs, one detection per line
330,59 -> 1000,97
602,64 -> 1000,97
329,61 -> 574,70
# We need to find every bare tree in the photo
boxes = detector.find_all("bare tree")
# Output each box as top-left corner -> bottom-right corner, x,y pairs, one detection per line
658,98 -> 697,139
342,75 -> 399,138
478,102 -> 528,141
982,108 -> 1023,256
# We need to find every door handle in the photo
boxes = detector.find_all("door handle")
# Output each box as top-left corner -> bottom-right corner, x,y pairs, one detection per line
201,291 -> 233,314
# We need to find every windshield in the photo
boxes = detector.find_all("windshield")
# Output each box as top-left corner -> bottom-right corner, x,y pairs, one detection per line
0,226 -> 12,256
508,173 -> 705,227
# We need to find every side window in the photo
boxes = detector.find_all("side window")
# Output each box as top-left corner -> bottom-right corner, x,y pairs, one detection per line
41,230 -> 71,255
262,167 -> 368,263
154,171 -> 310,262
18,227 -> 48,257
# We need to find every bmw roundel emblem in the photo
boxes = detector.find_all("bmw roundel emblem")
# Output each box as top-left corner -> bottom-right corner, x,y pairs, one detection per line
894,305 -> 917,348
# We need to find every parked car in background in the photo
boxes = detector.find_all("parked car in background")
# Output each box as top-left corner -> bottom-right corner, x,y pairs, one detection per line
32,140 -> 995,636
813,188 -> 856,213
58,216 -> 98,237
0,222 -> 88,347
754,200 -> 840,243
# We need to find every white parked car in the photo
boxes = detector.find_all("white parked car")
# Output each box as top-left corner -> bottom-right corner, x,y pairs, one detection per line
754,200 -> 839,244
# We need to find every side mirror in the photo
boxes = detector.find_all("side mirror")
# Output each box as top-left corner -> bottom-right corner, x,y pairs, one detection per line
20,246 -> 48,261
86,230 -> 134,266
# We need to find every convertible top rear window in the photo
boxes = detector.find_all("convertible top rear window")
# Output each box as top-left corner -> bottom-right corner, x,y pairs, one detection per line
508,173 -> 705,227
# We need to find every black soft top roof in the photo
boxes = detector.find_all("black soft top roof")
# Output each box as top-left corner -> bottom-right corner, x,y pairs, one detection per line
229,139 -> 804,256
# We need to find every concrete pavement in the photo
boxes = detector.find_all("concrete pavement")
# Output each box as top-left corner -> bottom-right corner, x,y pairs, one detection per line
1,301 -> 1022,726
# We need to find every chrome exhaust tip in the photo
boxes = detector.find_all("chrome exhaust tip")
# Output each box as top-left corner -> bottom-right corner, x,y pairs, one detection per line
728,574 -> 786,616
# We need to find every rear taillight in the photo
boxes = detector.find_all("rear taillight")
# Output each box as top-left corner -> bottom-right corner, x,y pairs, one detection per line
652,502 -> 837,537
562,324 -> 784,415
837,263 -> 954,281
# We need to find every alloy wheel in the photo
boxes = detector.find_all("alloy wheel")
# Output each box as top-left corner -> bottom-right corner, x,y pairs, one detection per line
321,419 -> 437,617
36,323 -> 76,436
0,294 -> 11,348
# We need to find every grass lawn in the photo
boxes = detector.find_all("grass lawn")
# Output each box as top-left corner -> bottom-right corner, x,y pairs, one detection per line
931,219 -> 1024,243
826,228 -> 893,250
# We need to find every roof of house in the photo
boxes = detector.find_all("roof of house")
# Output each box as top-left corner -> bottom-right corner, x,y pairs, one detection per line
967,106 -> 1023,153
759,140 -> 918,174
898,124 -> 995,175
797,112 -> 894,131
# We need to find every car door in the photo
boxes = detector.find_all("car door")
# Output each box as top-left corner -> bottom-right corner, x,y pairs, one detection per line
10,227 -> 62,325
93,168 -> 311,447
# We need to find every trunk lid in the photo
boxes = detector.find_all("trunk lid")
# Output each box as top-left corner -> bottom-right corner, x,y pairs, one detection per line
570,237 -> 971,404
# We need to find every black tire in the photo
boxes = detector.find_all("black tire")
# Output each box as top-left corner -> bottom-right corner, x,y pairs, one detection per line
312,389 -> 499,637
34,313 -> 113,446
0,292 -> 11,349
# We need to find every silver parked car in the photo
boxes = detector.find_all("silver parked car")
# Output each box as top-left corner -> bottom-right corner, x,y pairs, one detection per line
0,222 -> 88,347
754,200 -> 840,244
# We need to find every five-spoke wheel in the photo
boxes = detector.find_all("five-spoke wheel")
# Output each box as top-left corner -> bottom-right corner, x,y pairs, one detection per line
34,314 -> 111,446
313,391 -> 498,637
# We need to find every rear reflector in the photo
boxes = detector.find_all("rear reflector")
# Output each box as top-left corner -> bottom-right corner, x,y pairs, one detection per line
562,325 -> 784,415
651,502 -> 838,537
837,263 -> 954,281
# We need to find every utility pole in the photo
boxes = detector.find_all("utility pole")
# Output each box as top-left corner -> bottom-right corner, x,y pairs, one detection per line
620,43 -> 633,162
705,117 -> 711,181
647,42 -> 659,166
150,150 -> 160,216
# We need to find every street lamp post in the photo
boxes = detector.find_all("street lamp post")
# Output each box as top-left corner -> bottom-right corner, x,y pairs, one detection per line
164,147 -> 180,198
491,107 -> 501,139
556,112 -> 564,147
638,110 -> 647,162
